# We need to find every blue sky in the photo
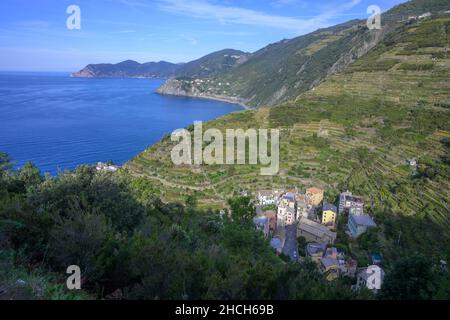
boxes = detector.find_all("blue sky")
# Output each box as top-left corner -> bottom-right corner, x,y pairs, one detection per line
0,0 -> 406,71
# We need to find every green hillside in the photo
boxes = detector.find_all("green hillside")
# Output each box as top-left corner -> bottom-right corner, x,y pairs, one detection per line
127,16 -> 450,263
158,19 -> 376,107
158,0 -> 449,107
204,20 -> 371,107
173,49 -> 250,79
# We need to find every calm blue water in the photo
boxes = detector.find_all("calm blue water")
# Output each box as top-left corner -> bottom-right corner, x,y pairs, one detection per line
0,72 -> 242,175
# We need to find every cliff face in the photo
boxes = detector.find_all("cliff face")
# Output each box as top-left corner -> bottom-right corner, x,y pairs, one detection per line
71,65 -> 97,78
325,25 -> 390,78
156,79 -> 188,96
156,79 -> 250,107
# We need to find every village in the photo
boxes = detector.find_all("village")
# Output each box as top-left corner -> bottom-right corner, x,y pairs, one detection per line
253,187 -> 383,292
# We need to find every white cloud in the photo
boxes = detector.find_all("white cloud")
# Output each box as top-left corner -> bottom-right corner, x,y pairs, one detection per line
158,0 -> 362,33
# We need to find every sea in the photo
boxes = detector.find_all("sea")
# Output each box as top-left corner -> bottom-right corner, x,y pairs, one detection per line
0,72 -> 243,175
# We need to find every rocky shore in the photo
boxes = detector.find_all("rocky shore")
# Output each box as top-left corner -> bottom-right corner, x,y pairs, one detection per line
156,79 -> 251,110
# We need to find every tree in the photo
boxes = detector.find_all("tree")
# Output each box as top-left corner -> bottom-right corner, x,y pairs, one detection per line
441,137 -> 450,148
227,196 -> 255,223
379,256 -> 441,300
185,194 -> 198,211
357,228 -> 380,252
275,260 -> 360,300
297,236 -> 307,256
27,169 -> 145,233
18,162 -> 43,189
0,152 -> 13,172
245,260 -> 277,299
49,211 -> 112,284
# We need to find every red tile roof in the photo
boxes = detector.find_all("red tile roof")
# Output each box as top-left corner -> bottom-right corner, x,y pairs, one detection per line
307,187 -> 324,194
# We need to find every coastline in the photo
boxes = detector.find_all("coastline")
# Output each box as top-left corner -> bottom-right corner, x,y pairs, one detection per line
71,73 -> 253,110
71,74 -> 170,80
155,91 -> 252,111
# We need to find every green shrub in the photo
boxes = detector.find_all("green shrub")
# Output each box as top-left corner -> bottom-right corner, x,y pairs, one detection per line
398,63 -> 434,71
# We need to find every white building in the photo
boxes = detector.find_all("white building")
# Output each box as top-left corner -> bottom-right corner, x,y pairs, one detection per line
258,191 -> 277,206
418,12 -> 431,19
96,162 -> 119,173
339,191 -> 364,215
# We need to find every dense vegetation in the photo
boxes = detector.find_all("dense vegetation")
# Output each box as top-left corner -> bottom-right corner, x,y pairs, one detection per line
1,155 -> 378,300
1,153 -> 448,299
173,49 -> 250,79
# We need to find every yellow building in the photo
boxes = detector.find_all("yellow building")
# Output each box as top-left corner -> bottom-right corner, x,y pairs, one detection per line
306,187 -> 324,206
320,257 -> 340,281
322,203 -> 338,226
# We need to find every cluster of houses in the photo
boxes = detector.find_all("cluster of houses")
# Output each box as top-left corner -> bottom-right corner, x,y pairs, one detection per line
254,187 -> 383,292
188,78 -> 231,91
403,11 -> 450,26
407,10 -> 450,22
408,12 -> 432,20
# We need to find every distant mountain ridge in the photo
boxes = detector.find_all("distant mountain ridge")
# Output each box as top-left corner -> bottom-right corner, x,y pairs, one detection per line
72,49 -> 250,79
72,60 -> 183,78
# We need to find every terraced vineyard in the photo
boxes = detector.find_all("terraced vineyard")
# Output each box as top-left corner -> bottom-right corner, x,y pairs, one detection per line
126,16 -> 450,261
